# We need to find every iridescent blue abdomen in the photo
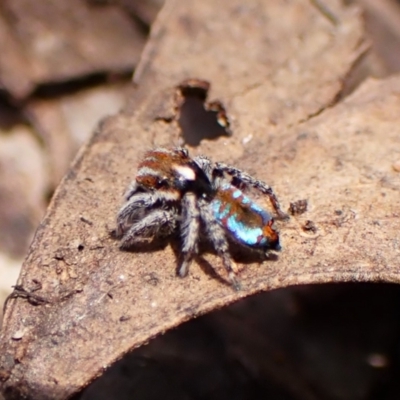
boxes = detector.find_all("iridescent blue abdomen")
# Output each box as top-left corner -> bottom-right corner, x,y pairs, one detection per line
210,183 -> 280,250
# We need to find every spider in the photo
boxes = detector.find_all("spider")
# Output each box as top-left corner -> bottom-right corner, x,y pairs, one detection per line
116,147 -> 287,289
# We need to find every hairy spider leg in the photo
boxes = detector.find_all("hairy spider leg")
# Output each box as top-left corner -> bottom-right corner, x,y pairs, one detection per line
116,191 -> 179,238
178,193 -> 200,278
192,155 -> 214,181
124,181 -> 139,201
198,198 -> 241,290
215,162 -> 288,220
119,209 -> 177,248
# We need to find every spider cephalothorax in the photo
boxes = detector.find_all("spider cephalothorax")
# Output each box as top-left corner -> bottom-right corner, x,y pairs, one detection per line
116,147 -> 286,289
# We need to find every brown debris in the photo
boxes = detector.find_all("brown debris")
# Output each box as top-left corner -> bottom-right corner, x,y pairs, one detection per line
288,199 -> 308,216
302,220 -> 317,234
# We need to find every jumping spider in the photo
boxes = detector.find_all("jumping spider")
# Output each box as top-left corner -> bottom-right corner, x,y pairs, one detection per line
116,147 -> 287,289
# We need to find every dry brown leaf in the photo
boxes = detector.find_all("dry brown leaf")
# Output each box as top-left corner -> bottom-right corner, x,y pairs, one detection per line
358,0 -> 400,73
2,0 -> 399,399
0,0 -> 145,99
0,127 -> 48,258
115,0 -> 165,26
26,82 -> 132,187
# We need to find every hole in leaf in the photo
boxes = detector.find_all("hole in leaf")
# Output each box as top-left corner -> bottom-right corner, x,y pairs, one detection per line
176,79 -> 232,146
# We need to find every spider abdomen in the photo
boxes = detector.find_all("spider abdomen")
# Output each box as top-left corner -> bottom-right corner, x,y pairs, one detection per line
211,184 -> 280,250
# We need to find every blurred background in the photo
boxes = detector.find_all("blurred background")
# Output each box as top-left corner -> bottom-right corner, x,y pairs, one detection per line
0,0 -> 163,310
1,1 -> 400,399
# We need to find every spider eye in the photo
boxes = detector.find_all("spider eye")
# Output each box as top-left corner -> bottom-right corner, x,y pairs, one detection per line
178,148 -> 189,157
155,178 -> 168,188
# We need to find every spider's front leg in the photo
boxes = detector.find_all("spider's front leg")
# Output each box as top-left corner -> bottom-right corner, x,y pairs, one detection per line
178,192 -> 201,278
198,198 -> 241,290
116,189 -> 180,238
119,208 -> 177,249
117,191 -> 156,238
216,162 -> 289,220
124,181 -> 139,201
